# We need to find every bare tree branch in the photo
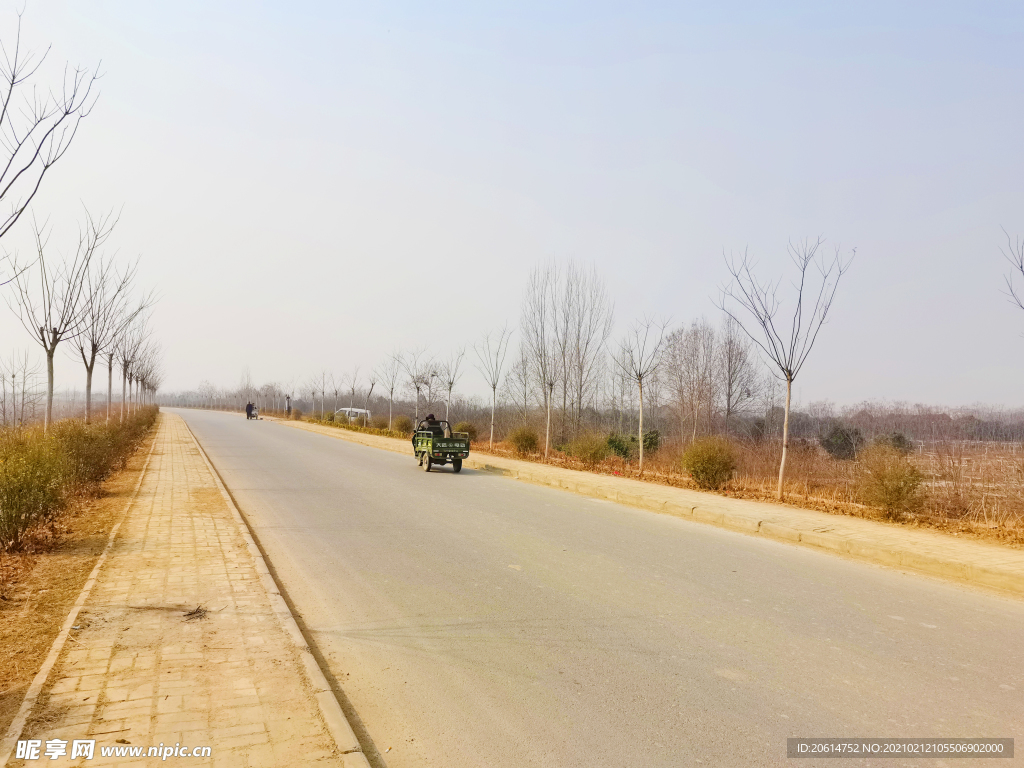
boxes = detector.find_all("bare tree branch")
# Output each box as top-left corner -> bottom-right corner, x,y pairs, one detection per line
716,237 -> 854,498
612,315 -> 669,474
373,352 -> 402,430
1000,227 -> 1024,314
473,325 -> 512,450
0,11 -> 101,242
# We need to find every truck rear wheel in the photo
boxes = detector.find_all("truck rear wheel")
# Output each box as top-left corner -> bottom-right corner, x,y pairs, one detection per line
453,459 -> 462,473
424,455 -> 432,472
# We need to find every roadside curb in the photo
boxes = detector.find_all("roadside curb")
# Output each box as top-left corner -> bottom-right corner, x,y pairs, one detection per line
273,418 -> 1024,599
463,460 -> 1024,597
182,419 -> 372,768
0,424 -> 158,767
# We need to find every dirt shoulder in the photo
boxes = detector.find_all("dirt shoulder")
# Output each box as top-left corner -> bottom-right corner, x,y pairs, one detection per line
0,426 -> 157,739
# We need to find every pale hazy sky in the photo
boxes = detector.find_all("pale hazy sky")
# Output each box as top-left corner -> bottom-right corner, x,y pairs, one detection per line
3,1 -> 1024,406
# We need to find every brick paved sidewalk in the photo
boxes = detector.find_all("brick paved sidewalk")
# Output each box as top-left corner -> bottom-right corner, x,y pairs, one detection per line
8,413 -> 345,767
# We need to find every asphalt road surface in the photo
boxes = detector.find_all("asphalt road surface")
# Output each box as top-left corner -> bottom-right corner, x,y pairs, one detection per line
174,409 -> 1023,767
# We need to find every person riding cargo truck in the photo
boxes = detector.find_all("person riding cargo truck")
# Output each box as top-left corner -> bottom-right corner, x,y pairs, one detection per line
412,414 -> 470,472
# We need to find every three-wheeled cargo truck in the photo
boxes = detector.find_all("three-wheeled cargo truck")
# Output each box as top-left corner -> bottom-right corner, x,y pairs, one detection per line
413,418 -> 470,472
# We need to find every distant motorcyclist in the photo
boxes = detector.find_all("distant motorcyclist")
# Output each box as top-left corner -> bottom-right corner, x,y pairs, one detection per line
245,402 -> 254,420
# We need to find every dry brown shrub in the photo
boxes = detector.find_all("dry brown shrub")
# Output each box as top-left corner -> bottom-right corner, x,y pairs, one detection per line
857,444 -> 924,520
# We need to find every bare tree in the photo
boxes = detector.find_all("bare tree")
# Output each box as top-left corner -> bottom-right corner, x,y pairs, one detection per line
302,379 -> 318,417
122,333 -> 154,416
239,366 -> 254,407
115,316 -> 148,420
345,367 -> 360,409
1,349 -> 41,426
521,264 -> 560,458
473,325 -> 512,450
667,319 -> 724,442
132,338 -> 159,413
316,369 -> 330,419
614,316 -> 668,474
134,342 -> 161,408
718,238 -> 854,499
439,348 -> 465,422
557,261 -> 614,440
73,256 -> 148,422
0,12 -> 100,244
501,344 -> 532,421
375,353 -> 402,429
400,348 -> 431,422
9,212 -> 114,430
362,371 -> 376,423
718,316 -> 762,430
330,373 -> 340,415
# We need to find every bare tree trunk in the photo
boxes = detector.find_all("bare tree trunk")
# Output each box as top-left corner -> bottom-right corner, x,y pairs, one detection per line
45,348 -> 55,431
544,384 -> 553,459
84,361 -> 94,423
489,387 -> 496,450
388,395 -> 393,430
638,380 -> 646,474
120,370 -> 126,421
107,355 -> 113,423
777,377 -> 792,500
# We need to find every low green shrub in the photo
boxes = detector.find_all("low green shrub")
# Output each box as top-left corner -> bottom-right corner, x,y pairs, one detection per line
681,438 -> 736,490
873,432 -> 914,455
290,408 -> 303,421
857,445 -> 924,521
370,415 -> 389,430
392,415 -> 413,435
643,430 -> 660,454
508,426 -> 539,457
819,424 -> 864,460
606,431 -> 660,461
453,421 -> 478,442
606,433 -> 634,460
565,433 -> 610,468
324,412 -> 335,422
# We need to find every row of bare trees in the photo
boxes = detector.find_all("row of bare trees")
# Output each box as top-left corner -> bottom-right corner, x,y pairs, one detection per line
518,261 -> 615,456
6,213 -> 157,428
172,245 -> 854,498
0,13 -> 160,428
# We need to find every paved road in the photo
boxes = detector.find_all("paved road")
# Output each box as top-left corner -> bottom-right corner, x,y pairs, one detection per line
174,409 -> 1023,768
